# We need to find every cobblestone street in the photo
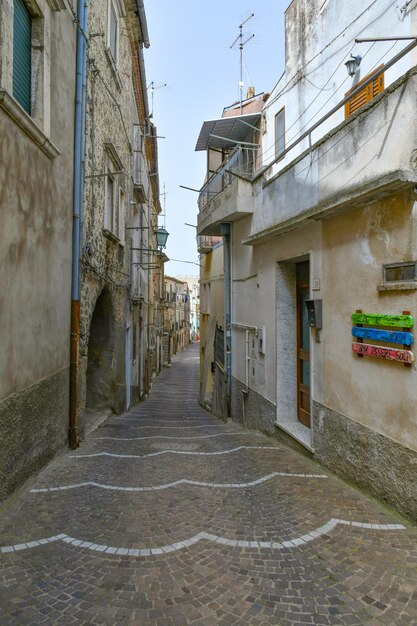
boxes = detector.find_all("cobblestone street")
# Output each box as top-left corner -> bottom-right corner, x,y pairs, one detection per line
1,343 -> 416,625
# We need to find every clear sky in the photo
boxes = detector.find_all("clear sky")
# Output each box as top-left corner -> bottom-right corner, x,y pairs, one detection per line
144,1 -> 288,278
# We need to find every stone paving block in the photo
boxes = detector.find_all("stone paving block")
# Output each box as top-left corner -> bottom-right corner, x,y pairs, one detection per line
0,344 -> 416,624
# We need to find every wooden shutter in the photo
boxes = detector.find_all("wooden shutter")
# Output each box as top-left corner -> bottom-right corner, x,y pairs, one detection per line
13,0 -> 32,115
345,67 -> 384,119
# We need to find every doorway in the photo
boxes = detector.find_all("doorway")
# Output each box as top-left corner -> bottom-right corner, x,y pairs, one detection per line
86,288 -> 115,411
296,261 -> 310,427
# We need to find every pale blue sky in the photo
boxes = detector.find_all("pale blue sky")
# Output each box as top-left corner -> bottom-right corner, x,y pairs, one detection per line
144,1 -> 288,277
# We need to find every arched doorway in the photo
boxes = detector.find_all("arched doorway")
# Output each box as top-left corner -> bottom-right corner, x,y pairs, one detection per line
86,288 -> 115,412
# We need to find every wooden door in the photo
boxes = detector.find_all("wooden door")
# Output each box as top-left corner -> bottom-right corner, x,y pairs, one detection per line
296,262 -> 310,427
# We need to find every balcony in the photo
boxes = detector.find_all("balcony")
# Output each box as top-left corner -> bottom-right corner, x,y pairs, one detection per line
244,68 -> 417,245
197,146 -> 254,236
132,125 -> 149,203
197,235 -> 223,253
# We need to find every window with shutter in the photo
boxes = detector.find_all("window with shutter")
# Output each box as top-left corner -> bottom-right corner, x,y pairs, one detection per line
345,66 -> 384,119
108,0 -> 118,63
13,0 -> 32,115
275,108 -> 285,160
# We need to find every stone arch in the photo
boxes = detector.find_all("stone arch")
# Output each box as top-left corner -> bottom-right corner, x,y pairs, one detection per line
86,287 -> 117,411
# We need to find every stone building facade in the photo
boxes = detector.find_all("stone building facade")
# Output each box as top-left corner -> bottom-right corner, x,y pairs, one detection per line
177,275 -> 200,341
163,276 -> 191,365
77,0 -> 163,431
0,1 -> 76,498
0,0 -> 164,497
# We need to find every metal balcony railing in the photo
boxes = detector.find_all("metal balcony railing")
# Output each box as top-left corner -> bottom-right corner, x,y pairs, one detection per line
132,124 -> 149,203
198,145 -> 256,211
197,235 -> 223,253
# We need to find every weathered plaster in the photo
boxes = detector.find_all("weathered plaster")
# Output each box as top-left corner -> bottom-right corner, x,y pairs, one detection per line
0,7 -> 75,500
313,401 -> 417,520
322,192 -> 417,452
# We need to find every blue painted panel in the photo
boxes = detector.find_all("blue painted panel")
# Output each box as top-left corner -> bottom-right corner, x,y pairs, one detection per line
352,327 -> 414,346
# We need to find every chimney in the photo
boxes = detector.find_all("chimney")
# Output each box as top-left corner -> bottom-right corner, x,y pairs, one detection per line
247,86 -> 255,99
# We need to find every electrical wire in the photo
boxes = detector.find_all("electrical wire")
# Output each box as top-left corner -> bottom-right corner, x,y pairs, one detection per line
263,40 -> 399,182
257,38 -> 403,168
257,41 -> 370,164
262,0 -> 391,113
81,259 -> 129,289
94,71 -> 132,150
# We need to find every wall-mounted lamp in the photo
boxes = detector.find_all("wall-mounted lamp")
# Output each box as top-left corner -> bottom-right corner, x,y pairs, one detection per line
345,54 -> 362,77
155,226 -> 169,250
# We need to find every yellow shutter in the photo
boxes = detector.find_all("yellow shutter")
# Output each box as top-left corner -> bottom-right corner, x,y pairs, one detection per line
345,66 -> 384,119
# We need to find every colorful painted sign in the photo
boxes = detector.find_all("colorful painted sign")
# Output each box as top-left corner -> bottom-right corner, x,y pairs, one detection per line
351,313 -> 414,328
351,327 -> 414,346
352,342 -> 414,363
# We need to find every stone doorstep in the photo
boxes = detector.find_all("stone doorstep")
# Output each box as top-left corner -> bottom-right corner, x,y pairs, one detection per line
275,420 -> 314,452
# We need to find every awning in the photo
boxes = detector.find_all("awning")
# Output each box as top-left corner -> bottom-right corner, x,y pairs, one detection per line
195,113 -> 261,151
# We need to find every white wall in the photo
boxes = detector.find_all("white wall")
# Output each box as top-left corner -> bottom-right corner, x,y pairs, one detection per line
261,0 -> 416,178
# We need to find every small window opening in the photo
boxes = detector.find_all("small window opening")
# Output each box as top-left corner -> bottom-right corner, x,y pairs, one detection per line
384,262 -> 416,283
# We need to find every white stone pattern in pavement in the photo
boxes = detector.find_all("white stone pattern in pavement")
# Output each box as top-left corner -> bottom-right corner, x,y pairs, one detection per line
69,446 -> 281,459
100,424 -> 231,430
92,432 -> 264,441
0,520 -> 406,557
30,471 -> 328,493
116,417 -> 218,423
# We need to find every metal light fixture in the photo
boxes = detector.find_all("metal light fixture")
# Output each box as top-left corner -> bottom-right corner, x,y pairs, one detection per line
155,226 -> 169,250
345,54 -> 362,77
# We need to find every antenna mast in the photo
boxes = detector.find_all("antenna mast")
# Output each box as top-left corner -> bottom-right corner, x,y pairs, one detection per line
147,81 -> 167,118
230,13 -> 255,114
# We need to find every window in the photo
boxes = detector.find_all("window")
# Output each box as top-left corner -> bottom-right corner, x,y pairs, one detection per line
274,108 -> 285,160
13,0 -> 32,114
104,145 -> 123,240
118,187 -> 125,240
383,262 -> 417,283
345,67 -> 384,119
105,165 -> 115,232
0,0 -> 61,156
108,0 -> 118,63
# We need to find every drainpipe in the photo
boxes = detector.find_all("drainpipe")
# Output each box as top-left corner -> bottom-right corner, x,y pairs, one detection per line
220,223 -> 232,416
69,0 -> 88,449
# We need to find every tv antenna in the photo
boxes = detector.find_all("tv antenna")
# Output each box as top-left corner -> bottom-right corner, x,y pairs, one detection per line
230,13 -> 255,114
147,81 -> 167,117
160,183 -> 168,228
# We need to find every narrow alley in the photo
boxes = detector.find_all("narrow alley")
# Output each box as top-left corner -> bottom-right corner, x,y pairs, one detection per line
0,343 -> 416,626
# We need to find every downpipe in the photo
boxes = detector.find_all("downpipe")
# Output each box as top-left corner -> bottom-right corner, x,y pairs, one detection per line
69,0 -> 88,449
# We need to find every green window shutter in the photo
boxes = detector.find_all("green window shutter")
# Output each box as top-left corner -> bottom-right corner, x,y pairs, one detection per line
13,0 -> 32,115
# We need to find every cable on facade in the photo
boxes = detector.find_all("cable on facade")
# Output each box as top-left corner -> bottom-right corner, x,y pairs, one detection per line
257,38 -> 401,168
94,71 -> 132,150
262,0 -> 391,113
257,41 -> 375,165
81,259 -> 129,289
265,40 -> 398,184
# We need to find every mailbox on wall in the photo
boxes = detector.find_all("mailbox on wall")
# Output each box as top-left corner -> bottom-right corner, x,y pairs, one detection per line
305,300 -> 322,330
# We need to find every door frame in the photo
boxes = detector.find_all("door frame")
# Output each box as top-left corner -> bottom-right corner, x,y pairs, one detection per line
296,261 -> 311,427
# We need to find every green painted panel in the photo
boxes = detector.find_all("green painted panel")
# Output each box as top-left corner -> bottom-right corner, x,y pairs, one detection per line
351,313 -> 414,328
13,0 -> 31,115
